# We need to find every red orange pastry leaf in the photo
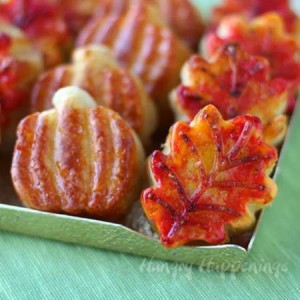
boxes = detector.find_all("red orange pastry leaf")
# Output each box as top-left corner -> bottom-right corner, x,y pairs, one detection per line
172,43 -> 288,145
142,105 -> 278,248
203,13 -> 300,111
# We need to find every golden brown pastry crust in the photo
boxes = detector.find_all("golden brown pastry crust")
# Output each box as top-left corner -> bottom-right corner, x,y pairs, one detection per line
0,21 -> 43,151
12,87 -> 145,221
31,45 -> 157,143
76,0 -> 191,108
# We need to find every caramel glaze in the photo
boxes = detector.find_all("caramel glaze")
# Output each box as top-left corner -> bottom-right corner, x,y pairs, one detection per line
76,0 -> 191,108
12,95 -> 145,221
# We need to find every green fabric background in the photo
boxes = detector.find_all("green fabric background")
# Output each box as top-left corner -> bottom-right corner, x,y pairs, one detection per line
1,0 -> 300,299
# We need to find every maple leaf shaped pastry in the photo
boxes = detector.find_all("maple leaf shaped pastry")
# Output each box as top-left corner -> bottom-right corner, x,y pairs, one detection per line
171,43 -> 289,146
0,20 -> 43,150
0,0 -> 72,68
211,0 -> 300,38
141,105 -> 278,248
12,87 -> 145,221
31,45 -> 157,143
202,13 -> 300,112
76,0 -> 191,112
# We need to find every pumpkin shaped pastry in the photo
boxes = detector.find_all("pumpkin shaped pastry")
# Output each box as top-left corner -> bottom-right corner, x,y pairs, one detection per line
56,0 -> 204,49
76,0 -> 191,112
171,43 -> 288,146
12,87 -> 145,221
31,45 -> 157,143
0,21 -> 43,151
211,0 -> 300,38
141,105 -> 278,248
0,0 -> 72,68
202,13 -> 300,112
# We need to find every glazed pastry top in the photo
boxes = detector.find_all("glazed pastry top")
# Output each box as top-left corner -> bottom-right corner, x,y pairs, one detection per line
149,0 -> 204,49
31,45 -> 157,142
76,0 -> 192,105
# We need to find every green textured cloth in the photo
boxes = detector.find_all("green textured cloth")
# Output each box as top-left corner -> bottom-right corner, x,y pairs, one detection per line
1,1 -> 300,299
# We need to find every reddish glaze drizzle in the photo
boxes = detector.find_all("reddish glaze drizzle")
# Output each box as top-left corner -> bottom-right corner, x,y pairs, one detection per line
176,44 -> 288,128
141,105 -> 278,248
204,14 -> 300,111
